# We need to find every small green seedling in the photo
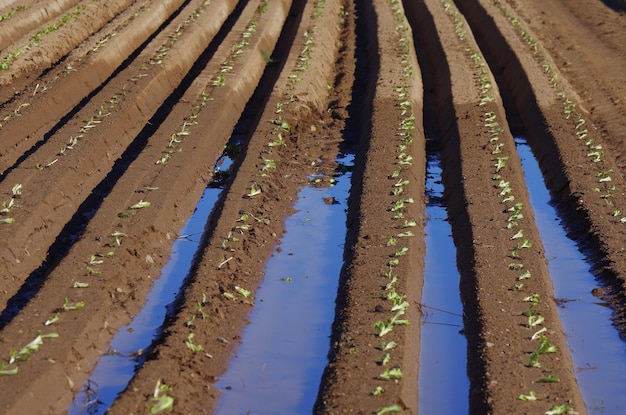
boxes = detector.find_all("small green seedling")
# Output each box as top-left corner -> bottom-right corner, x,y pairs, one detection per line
378,367 -> 403,381
130,200 -> 151,209
88,255 -> 104,265
381,352 -> 391,365
536,335 -> 557,354
540,375 -> 561,384
372,385 -> 385,396
150,379 -> 174,414
73,281 -> 90,288
528,314 -> 544,328
1,198 -> 15,213
518,390 -> 538,401
11,184 -> 22,197
111,231 -> 127,246
62,298 -> 85,311
402,219 -> 417,228
0,217 -> 15,224
531,327 -> 547,341
376,404 -> 402,415
9,331 -> 59,364
247,183 -> 261,197
184,333 -> 203,352
0,363 -> 18,375
45,313 -> 60,326
378,341 -> 397,351
545,404 -> 573,414
394,247 -> 409,256
375,320 -> 393,337
235,286 -> 251,298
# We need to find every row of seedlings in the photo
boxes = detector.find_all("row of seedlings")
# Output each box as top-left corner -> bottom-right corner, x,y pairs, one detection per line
145,1 -> 333,409
0,4 -> 28,23
440,1 -> 575,413
0,4 -> 87,70
35,0 -> 214,169
370,0 -> 420,413
171,0 -> 273,366
0,0 -> 219,383
0,1 -> 155,130
493,0 -> 626,223
154,0 -> 270,166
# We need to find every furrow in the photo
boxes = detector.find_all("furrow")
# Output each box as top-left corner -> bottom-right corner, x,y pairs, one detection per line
105,0 -> 347,413
0,0 -> 190,172
409,0 -> 585,412
0,0 -> 238,311
0,0 -> 287,413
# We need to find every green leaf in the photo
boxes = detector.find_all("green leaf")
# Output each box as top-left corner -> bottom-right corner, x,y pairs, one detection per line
375,321 -> 393,337
235,286 -> 251,299
518,390 -> 538,401
537,335 -> 557,354
544,404 -> 573,414
185,333 -> 203,353
371,385 -> 385,396
379,367 -> 403,381
539,374 -> 560,383
9,332 -> 59,364
0,363 -> 18,375
130,200 -> 151,209
376,404 -> 402,414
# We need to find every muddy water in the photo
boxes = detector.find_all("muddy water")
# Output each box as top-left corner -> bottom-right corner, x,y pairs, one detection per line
516,137 -> 626,414
213,153 -> 353,415
418,151 -> 469,414
68,156 -> 235,414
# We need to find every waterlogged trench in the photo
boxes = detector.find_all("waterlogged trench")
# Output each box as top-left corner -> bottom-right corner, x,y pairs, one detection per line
418,149 -> 469,414
68,155 -> 235,414
516,137 -> 626,413
213,153 -> 354,414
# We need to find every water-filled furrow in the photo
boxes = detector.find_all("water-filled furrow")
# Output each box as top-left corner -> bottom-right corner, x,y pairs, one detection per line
0,0 -> 249,329
68,166 -> 230,414
213,153 -> 354,414
418,149 -> 469,414
515,136 -> 626,414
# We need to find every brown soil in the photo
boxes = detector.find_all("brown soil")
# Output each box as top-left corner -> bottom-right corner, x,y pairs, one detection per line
1,0 -> 625,413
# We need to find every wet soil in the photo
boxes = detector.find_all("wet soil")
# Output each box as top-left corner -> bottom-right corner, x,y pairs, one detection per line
1,0 -> 626,413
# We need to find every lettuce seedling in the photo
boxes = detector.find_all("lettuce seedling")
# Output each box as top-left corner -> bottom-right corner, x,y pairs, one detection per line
376,404 -> 402,415
9,332 -> 59,364
372,386 -> 385,396
150,380 -> 174,414
0,363 -> 18,375
378,367 -> 403,381
185,333 -> 203,353
518,390 -> 538,401
130,200 -> 151,209
375,321 -> 393,337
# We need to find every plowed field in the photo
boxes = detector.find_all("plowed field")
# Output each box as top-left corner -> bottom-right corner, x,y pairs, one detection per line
1,0 -> 626,413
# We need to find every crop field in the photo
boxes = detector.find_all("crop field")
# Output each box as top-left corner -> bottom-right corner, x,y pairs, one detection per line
1,0 -> 626,413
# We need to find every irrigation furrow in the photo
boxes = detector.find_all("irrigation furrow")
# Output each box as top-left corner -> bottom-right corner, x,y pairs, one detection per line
0,1 -> 288,413
408,0 -> 585,412
317,0 -> 425,413
104,0 -> 346,413
459,0 -> 626,339
506,0 -> 626,171
0,0 -> 239,310
0,0 -> 188,172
